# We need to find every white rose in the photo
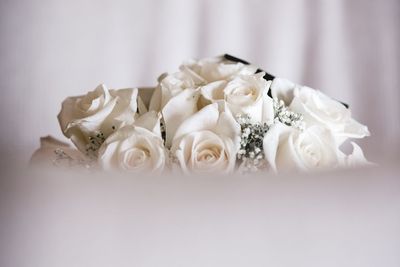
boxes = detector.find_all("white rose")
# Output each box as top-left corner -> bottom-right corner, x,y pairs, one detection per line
270,78 -> 370,143
149,56 -> 257,112
58,84 -> 141,157
200,73 -> 274,124
161,74 -> 273,149
181,56 -> 257,83
170,103 -> 241,174
98,111 -> 167,173
263,123 -> 340,172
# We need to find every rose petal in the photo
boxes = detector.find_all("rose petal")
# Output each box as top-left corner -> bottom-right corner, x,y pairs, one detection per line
98,125 -> 166,173
275,132 -> 306,171
215,103 -> 241,149
99,141 -> 120,170
290,89 -> 370,143
270,78 -> 296,105
173,103 -> 219,143
149,86 -> 162,112
200,80 -> 226,102
58,95 -> 81,134
137,95 -> 148,115
342,118 -> 370,139
263,123 -> 295,172
262,95 -> 275,125
134,111 -> 162,137
162,88 -> 200,147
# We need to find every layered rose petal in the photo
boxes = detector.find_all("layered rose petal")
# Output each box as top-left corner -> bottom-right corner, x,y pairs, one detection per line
270,77 -> 370,144
181,56 -> 257,83
98,122 -> 166,174
270,78 -> 296,105
57,84 -> 140,156
162,88 -> 200,147
199,73 -> 274,124
290,87 -> 370,143
133,111 -> 162,137
149,55 -> 259,113
263,123 -> 340,172
172,130 -> 236,174
170,103 -> 240,174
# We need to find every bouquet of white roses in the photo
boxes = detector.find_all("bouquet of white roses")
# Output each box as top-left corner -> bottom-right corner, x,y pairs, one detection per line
41,55 -> 371,174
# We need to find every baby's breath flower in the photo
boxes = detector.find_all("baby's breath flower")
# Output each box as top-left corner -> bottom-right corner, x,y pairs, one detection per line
236,98 -> 305,173
236,114 -> 269,172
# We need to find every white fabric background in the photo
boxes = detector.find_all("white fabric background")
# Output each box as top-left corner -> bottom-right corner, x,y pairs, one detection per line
0,0 -> 399,165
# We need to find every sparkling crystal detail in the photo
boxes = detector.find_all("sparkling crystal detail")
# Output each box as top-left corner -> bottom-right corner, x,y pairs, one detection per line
273,99 -> 305,130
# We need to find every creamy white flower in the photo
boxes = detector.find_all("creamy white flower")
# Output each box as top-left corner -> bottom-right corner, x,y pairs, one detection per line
263,123 -> 340,172
171,103 -> 241,174
98,111 -> 166,173
271,78 -> 370,143
149,56 -> 258,112
58,84 -> 140,156
181,56 -> 257,83
161,74 -> 271,147
201,73 -> 274,124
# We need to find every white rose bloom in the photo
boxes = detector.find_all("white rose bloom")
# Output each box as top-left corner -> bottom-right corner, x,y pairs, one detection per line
201,73 -> 274,124
181,56 -> 257,83
149,55 -> 257,112
58,84 -> 140,156
98,111 -> 167,173
263,123 -> 340,172
270,78 -> 370,143
171,103 -> 241,174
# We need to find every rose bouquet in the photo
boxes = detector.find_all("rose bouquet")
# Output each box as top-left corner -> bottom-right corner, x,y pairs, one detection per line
33,55 -> 371,174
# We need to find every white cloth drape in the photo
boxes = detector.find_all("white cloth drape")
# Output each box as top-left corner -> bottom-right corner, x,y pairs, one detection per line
0,0 -> 399,165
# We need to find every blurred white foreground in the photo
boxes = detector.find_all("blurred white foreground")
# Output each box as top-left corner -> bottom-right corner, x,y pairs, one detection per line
1,164 -> 400,267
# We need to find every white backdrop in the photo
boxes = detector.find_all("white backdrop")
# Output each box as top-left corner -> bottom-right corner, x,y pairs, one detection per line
0,0 -> 399,165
